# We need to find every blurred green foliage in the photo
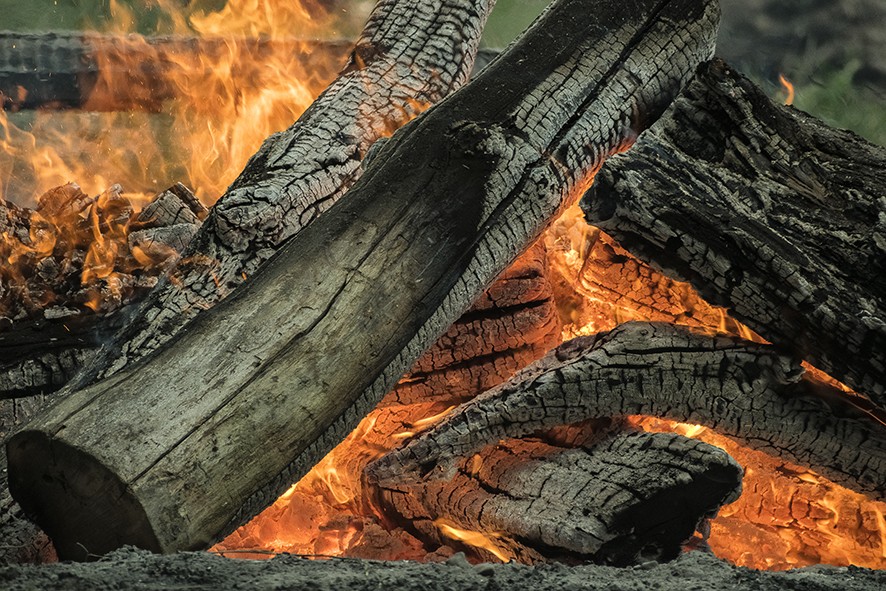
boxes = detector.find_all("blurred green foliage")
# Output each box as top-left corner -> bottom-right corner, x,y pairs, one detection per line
792,63 -> 886,146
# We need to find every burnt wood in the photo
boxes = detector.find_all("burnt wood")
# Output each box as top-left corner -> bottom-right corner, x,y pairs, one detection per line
6,0 -> 720,560
0,32 -> 352,112
369,322 -> 886,502
371,429 -> 742,565
582,58 -> 886,409
0,31 -> 500,113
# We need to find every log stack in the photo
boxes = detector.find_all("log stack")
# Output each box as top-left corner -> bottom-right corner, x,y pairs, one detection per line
1,0 -> 884,571
4,0 -> 721,561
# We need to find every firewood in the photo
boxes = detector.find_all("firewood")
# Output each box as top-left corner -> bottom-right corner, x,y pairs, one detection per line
0,32 -> 352,112
67,0 -> 497,390
388,241 -> 561,407
0,30 -> 502,113
371,430 -> 742,565
368,322 -> 886,502
0,242 -> 557,563
6,0 -> 720,560
583,58 -> 886,409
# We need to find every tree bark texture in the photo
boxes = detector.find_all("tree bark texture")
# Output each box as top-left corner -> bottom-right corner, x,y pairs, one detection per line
6,0 -> 721,560
371,429 -> 742,565
70,0 -> 496,388
368,322 -> 886,502
582,58 -> 886,409
388,240 -> 561,407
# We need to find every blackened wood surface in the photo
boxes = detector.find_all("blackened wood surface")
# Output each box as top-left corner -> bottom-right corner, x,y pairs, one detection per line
582,58 -> 886,409
6,0 -> 720,560
388,241 -> 561,407
369,322 -> 886,501
372,430 -> 741,565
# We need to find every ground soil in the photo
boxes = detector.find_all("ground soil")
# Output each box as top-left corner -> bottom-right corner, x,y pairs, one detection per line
1,548 -> 884,591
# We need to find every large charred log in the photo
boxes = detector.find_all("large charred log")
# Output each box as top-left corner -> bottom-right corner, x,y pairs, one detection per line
5,0 -> 720,560
582,58 -> 886,409
368,323 -> 886,504
371,429 -> 742,565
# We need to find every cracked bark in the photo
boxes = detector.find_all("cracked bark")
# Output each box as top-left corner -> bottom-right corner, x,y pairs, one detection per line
583,58 -> 886,409
69,0 -> 496,389
6,0 -> 720,560
371,430 -> 742,565
368,322 -> 886,504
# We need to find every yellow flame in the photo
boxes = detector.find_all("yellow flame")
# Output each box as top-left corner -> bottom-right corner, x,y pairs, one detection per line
434,519 -> 512,562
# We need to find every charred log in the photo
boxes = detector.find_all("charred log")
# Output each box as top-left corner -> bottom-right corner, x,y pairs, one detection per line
388,241 -> 561,407
582,58 -> 886,408
6,0 -> 720,560
0,32 -> 351,112
372,430 -> 742,565
369,322 -> 886,502
69,0 -> 497,388
0,31 -> 500,113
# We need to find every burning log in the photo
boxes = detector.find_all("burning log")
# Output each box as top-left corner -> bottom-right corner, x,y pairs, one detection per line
0,32 -> 351,112
0,239 -> 556,564
68,0 -> 497,388
6,0 -> 720,560
0,183 -> 205,397
389,242 -> 561,407
0,31 -> 502,113
583,58 -> 886,409
371,429 -> 742,565
367,323 -> 886,560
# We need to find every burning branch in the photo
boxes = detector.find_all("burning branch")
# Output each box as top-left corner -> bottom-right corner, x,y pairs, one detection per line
584,59 -> 886,409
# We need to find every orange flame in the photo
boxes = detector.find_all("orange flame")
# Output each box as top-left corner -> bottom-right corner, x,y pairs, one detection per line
434,519 -> 512,563
0,0 -> 345,207
778,74 -> 795,106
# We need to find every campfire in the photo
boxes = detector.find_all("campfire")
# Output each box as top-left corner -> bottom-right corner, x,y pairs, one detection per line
1,0 -> 884,576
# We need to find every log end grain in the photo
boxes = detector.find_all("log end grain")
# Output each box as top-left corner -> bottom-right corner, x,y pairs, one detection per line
6,431 -> 161,560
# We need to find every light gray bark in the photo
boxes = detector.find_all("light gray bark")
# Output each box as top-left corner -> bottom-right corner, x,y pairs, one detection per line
582,58 -> 886,409
6,0 -> 720,560
368,322 -> 886,502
